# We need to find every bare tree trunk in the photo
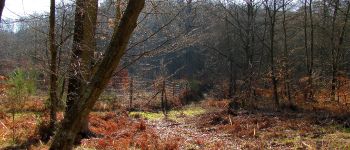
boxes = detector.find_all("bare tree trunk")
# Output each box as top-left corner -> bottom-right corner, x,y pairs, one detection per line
303,0 -> 310,101
129,76 -> 133,110
331,1 -> 350,102
161,80 -> 167,117
80,0 -> 98,137
330,0 -> 339,101
0,0 -> 5,77
50,1 -> 145,149
66,0 -> 86,141
309,0 -> 315,101
49,0 -> 58,132
66,0 -> 84,113
185,0 -> 193,33
172,81 -> 175,98
229,60 -> 234,98
266,0 -> 279,107
322,0 -> 327,26
224,13 -> 234,99
66,0 -> 98,140
57,2 -> 67,102
0,0 -> 5,21
246,1 -> 256,102
282,0 -> 292,104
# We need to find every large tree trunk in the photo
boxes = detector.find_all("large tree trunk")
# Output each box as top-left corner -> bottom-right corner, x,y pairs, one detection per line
0,0 -> 5,21
66,0 -> 84,113
66,0 -> 86,140
49,1 -> 145,149
79,0 -> 98,138
66,0 -> 98,140
49,0 -> 58,132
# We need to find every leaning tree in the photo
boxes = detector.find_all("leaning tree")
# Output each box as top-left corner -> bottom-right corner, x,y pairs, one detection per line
49,0 -> 145,149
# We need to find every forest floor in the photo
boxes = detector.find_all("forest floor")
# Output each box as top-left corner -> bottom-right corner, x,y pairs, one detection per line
0,99 -> 350,149
126,103 -> 350,149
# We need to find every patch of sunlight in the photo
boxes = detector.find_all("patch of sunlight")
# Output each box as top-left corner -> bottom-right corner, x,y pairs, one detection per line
168,106 -> 206,122
276,136 -> 301,147
323,133 -> 350,149
75,146 -> 97,150
129,111 -> 164,120
181,106 -> 206,116
325,131 -> 350,139
281,138 -> 297,146
0,139 -> 19,149
0,142 -> 11,149
5,112 -> 37,120
129,106 -> 206,122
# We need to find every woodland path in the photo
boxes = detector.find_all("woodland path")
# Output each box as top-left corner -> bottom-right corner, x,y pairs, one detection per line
147,116 -> 240,150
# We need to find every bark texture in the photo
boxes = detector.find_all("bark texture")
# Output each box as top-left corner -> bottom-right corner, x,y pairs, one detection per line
49,0 -> 145,149
49,0 -> 58,131
66,0 -> 98,139
66,0 -> 84,113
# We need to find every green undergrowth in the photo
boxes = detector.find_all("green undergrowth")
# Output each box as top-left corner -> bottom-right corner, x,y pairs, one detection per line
129,106 -> 206,122
338,126 -> 350,133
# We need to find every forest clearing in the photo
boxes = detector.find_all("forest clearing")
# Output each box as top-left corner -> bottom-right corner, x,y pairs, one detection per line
0,0 -> 350,149
0,97 -> 349,149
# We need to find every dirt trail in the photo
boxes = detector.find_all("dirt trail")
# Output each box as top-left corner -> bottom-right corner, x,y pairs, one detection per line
147,117 -> 240,150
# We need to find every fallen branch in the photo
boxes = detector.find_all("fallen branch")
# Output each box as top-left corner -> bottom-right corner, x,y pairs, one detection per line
0,120 -> 8,129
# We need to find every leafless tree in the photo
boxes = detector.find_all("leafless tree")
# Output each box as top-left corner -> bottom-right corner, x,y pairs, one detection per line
264,0 -> 279,107
48,0 -> 58,133
66,0 -> 98,140
50,0 -> 145,149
